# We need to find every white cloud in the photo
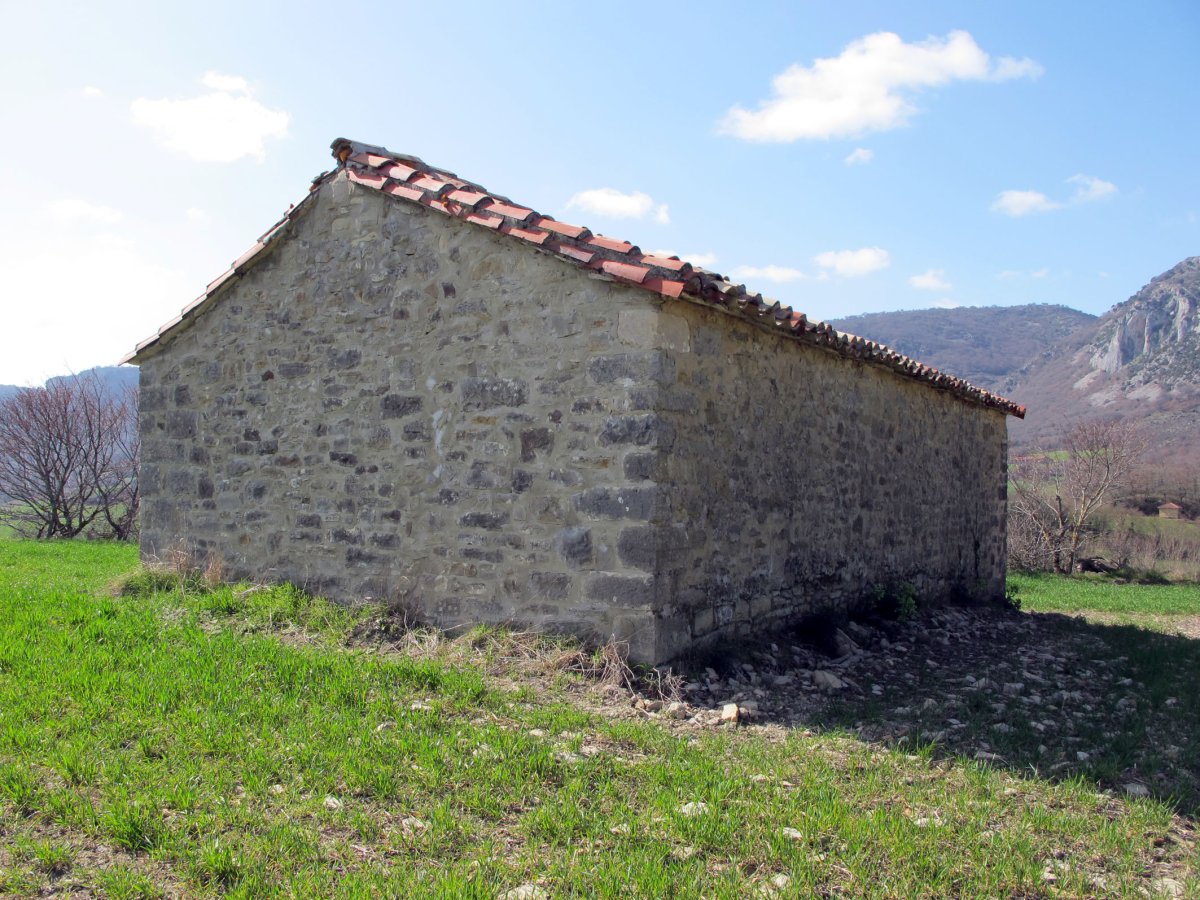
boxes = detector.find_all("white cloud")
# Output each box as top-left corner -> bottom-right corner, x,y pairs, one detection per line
1031,267 -> 1049,279
991,57 -> 1044,80
993,174 -> 1118,217
931,298 -> 960,309
566,187 -> 669,224
719,30 -> 1041,142
1068,174 -> 1117,203
844,147 -> 874,165
729,264 -> 808,283
992,189 -> 1061,217
131,71 -> 290,162
814,247 -> 891,277
200,72 -> 251,93
47,198 -> 123,225
909,268 -> 951,290
82,86 -> 104,98
651,250 -> 718,268
185,207 -> 207,221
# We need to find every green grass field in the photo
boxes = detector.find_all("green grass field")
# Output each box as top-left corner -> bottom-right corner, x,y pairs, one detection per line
1011,570 -> 1200,633
0,541 -> 1196,897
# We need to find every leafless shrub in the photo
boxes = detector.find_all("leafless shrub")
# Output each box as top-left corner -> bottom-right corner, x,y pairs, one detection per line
1009,421 -> 1145,574
0,375 -> 138,539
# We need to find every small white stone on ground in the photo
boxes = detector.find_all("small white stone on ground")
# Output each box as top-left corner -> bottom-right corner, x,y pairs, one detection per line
780,826 -> 804,840
720,702 -> 740,724
755,873 -> 793,896
812,670 -> 846,691
1151,876 -> 1185,897
665,701 -> 688,719
498,885 -> 549,900
679,801 -> 709,817
323,795 -> 343,810
1122,782 -> 1150,797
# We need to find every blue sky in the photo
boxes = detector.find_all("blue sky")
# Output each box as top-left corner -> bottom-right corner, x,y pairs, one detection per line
1,0 -> 1197,384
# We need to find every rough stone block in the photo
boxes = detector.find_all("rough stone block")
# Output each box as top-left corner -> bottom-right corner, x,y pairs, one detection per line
381,395 -> 423,418
531,572 -> 571,601
459,512 -> 509,530
574,486 -> 657,520
598,415 -> 674,449
462,376 -> 528,409
617,523 -> 690,570
588,352 -> 675,386
557,526 -> 593,567
519,427 -> 553,462
586,574 -> 655,608
622,452 -> 657,481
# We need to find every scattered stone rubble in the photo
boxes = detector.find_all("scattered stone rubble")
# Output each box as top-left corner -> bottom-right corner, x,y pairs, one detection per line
623,603 -> 1196,804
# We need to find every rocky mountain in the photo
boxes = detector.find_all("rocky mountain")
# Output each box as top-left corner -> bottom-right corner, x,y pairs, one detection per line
0,365 -> 138,402
831,258 -> 1200,461
1003,257 -> 1200,458
830,304 -> 1096,391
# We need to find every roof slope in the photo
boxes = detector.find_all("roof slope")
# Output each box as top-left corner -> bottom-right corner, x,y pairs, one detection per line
125,138 -> 1024,418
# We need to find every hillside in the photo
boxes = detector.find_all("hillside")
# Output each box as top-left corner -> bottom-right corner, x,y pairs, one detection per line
0,365 -> 138,401
1006,257 -> 1200,458
829,304 -> 1096,391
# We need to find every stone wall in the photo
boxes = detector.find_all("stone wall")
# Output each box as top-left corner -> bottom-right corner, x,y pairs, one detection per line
137,171 -> 1009,663
633,301 -> 1009,661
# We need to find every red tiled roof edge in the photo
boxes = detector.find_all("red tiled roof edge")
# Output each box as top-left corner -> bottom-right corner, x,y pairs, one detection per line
124,137 -> 1026,420
120,193 -> 319,364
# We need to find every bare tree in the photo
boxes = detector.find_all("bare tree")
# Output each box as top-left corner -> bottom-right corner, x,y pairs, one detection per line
0,375 -> 139,540
1009,421 -> 1145,574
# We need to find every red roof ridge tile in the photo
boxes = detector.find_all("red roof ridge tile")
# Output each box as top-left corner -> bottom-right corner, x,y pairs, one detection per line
123,137 -> 1026,419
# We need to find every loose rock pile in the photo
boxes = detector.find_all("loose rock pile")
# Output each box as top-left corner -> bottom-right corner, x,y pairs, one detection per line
622,603 -> 1196,807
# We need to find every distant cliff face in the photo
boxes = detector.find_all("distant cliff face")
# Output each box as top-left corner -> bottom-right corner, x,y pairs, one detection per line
1006,257 -> 1200,460
0,365 -> 138,401
1087,257 -> 1200,382
828,258 -> 1200,462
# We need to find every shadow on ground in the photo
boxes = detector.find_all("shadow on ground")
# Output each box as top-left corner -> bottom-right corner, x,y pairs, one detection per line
680,604 -> 1200,816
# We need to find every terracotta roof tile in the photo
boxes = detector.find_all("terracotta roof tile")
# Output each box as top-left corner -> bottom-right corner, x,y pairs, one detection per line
535,217 -> 590,239
587,234 -> 637,254
465,211 -> 504,229
346,168 -> 388,190
480,199 -> 536,221
447,188 -> 489,207
383,182 -> 424,202
122,136 -> 1026,418
499,223 -> 551,245
378,161 -> 418,182
554,243 -> 595,264
636,253 -> 690,272
598,259 -> 651,283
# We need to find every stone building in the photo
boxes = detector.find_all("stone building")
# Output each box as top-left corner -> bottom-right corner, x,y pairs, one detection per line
125,138 -> 1025,663
1158,502 -> 1183,520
